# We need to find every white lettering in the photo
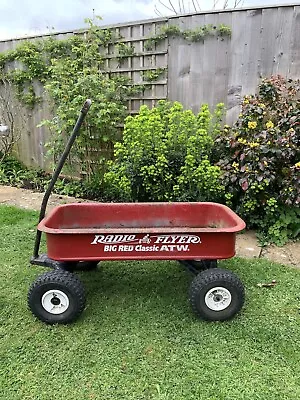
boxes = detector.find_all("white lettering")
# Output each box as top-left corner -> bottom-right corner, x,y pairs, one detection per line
105,235 -> 115,243
114,235 -> 126,243
118,245 -> 134,251
177,245 -> 189,252
154,235 -> 201,244
91,235 -> 102,245
189,236 -> 201,244
104,245 -> 117,251
135,245 -> 160,252
91,234 -> 137,245
92,234 -> 201,246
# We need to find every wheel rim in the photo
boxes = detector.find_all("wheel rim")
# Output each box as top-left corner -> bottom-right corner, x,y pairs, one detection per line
204,286 -> 232,311
41,290 -> 70,315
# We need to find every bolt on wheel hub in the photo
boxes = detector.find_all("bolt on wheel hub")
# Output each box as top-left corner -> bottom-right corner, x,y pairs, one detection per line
204,287 -> 232,311
42,289 -> 70,314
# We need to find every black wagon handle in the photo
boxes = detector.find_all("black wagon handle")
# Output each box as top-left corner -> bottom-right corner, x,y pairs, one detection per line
33,99 -> 92,258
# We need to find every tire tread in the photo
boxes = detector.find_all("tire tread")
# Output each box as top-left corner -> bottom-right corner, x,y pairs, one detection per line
28,270 -> 86,324
189,268 -> 245,321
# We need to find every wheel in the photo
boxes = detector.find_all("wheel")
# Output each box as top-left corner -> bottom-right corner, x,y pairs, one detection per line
28,270 -> 86,324
62,261 -> 99,272
188,259 -> 218,270
189,268 -> 245,321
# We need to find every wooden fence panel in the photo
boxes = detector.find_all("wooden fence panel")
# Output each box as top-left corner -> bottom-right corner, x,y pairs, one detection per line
167,5 -> 300,124
0,5 -> 299,169
289,6 -> 300,77
274,6 -> 295,76
213,12 -> 232,107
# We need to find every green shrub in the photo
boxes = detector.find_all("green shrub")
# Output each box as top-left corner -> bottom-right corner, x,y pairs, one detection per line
215,75 -> 300,245
104,101 -> 225,202
0,155 -> 88,198
0,155 -> 33,187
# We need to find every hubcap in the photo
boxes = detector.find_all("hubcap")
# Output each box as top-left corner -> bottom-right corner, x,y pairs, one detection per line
204,287 -> 232,311
41,290 -> 70,314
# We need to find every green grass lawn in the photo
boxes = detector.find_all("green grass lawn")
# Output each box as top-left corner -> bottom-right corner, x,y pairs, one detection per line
0,205 -> 300,400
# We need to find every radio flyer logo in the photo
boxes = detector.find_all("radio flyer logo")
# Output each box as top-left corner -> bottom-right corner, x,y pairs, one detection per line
91,234 -> 201,253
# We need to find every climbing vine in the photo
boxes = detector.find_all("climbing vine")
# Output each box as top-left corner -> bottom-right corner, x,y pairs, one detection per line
0,18 -> 146,178
115,42 -> 136,59
144,23 -> 231,50
142,68 -> 167,82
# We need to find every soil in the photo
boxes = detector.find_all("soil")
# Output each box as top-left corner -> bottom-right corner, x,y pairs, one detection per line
0,185 -> 299,268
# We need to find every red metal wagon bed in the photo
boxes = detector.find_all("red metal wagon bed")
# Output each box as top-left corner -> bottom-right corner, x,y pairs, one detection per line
38,202 -> 245,262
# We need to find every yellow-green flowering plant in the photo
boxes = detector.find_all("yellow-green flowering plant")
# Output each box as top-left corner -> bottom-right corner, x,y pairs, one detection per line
104,100 -> 225,202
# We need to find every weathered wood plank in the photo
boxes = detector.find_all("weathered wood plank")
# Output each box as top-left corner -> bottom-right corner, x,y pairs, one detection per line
273,6 -> 295,77
189,13 -> 206,113
166,17 -> 181,102
260,7 -> 280,78
177,16 -> 193,108
226,10 -> 247,125
213,12 -> 232,108
242,8 -> 263,96
289,6 -> 300,78
201,13 -> 219,108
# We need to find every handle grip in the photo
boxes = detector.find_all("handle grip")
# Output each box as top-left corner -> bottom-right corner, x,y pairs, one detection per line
81,99 -> 92,114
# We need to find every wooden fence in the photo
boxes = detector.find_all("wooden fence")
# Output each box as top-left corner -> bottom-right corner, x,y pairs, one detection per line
0,3 -> 299,169
167,4 -> 300,123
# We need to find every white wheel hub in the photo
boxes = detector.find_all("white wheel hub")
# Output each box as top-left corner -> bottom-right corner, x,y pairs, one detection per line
204,286 -> 232,311
41,290 -> 70,314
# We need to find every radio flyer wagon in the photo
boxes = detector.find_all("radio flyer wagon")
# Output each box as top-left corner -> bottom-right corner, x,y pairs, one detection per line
28,100 -> 246,324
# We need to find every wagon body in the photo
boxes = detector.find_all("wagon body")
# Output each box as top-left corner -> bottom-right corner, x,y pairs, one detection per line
28,102 -> 247,324
38,202 -> 245,262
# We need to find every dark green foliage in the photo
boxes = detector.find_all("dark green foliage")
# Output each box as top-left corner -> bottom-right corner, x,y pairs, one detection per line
215,76 -> 300,245
0,155 -> 85,197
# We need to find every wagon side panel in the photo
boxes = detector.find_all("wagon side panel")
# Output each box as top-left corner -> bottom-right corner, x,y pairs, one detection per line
45,231 -> 237,261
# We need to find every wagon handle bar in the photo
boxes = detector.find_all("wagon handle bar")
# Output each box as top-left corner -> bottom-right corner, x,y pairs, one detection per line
33,99 -> 92,258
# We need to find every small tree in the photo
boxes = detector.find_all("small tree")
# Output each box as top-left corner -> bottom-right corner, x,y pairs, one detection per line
0,78 -> 26,162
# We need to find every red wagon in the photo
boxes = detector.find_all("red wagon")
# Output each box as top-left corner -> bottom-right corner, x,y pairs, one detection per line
28,101 -> 246,324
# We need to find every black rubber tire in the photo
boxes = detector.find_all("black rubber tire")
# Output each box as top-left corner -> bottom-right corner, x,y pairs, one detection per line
188,259 -> 218,270
28,270 -> 86,324
62,261 -> 99,272
189,268 -> 245,321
